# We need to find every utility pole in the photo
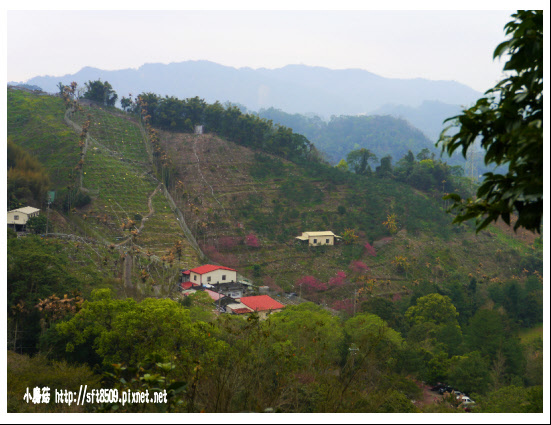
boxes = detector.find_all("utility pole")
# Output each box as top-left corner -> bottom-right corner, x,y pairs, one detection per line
353,287 -> 357,316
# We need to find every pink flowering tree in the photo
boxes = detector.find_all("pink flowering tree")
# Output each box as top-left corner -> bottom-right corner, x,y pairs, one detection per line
245,233 -> 260,248
328,271 -> 347,287
296,275 -> 327,292
364,242 -> 377,257
350,261 -> 370,274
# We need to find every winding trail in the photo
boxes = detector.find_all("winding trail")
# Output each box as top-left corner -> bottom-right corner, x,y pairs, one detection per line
115,183 -> 161,247
64,102 -> 204,261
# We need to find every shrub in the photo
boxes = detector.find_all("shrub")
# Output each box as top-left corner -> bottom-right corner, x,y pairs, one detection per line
296,275 -> 327,292
328,271 -> 347,287
350,261 -> 369,274
245,233 -> 260,248
364,242 -> 377,257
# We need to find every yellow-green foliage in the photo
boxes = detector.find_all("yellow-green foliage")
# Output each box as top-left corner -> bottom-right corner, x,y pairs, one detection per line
7,139 -> 51,205
6,350 -> 100,413
7,88 -> 80,188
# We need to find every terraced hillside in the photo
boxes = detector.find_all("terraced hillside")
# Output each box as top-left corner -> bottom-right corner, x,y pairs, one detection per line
159,130 -> 543,312
7,88 -> 201,293
7,88 -> 542,312
68,104 -> 200,265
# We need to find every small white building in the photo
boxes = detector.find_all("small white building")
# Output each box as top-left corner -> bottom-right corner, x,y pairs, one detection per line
7,207 -> 40,231
185,264 -> 237,287
295,231 -> 341,246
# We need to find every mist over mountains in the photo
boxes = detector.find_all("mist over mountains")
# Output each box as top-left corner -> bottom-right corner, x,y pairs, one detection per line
20,61 -> 479,135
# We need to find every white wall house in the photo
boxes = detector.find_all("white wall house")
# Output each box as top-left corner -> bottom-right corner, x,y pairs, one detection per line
295,231 -> 341,246
188,264 -> 237,287
7,207 -> 40,231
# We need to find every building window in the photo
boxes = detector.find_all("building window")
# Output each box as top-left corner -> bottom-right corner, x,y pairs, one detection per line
313,239 -> 317,244
222,275 -> 226,281
14,215 -> 19,220
207,276 -> 211,282
193,275 -> 197,281
326,239 -> 330,243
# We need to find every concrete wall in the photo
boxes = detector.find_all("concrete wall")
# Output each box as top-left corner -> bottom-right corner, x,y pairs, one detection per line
190,269 -> 237,285
308,235 -> 335,246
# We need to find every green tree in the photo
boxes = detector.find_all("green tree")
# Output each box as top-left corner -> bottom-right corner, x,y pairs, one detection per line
447,350 -> 490,395
335,159 -> 349,172
405,293 -> 459,326
83,79 -> 118,106
343,313 -> 403,352
376,155 -> 393,177
120,96 -> 133,112
474,385 -> 543,413
346,148 -> 378,175
26,215 -> 47,234
438,10 -> 543,233
268,303 -> 343,368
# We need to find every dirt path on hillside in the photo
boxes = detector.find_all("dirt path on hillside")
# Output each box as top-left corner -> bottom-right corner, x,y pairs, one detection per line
412,381 -> 444,410
192,136 -> 226,212
115,183 -> 161,247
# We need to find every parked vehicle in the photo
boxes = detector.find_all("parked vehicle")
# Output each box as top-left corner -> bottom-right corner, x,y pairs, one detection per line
459,395 -> 475,406
438,386 -> 454,395
430,383 -> 446,392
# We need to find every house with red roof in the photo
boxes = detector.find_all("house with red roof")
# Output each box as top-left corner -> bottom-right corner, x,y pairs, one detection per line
182,264 -> 237,288
240,295 -> 285,319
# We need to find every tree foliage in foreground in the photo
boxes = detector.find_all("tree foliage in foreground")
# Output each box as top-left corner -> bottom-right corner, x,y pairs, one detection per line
438,10 -> 543,233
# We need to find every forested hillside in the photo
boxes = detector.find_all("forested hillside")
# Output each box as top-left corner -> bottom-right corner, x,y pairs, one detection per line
257,107 -> 438,164
6,86 -> 543,413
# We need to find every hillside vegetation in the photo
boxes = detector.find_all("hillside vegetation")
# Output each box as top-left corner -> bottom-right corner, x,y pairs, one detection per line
258,107 -> 439,164
6,86 -> 543,413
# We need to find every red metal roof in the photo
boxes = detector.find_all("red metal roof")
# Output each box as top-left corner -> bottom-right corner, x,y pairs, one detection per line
240,295 -> 285,312
182,270 -> 190,275
181,282 -> 199,290
189,264 -> 236,275
205,289 -> 224,301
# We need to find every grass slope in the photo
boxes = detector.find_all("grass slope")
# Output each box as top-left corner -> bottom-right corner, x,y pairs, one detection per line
7,88 -> 541,311
158,130 -> 542,311
7,89 -> 201,292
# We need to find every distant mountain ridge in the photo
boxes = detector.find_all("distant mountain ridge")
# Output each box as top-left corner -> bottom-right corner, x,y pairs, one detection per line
20,60 -> 481,119
371,100 -> 463,142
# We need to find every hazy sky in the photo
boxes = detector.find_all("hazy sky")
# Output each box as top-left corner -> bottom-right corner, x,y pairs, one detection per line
5,5 -> 521,92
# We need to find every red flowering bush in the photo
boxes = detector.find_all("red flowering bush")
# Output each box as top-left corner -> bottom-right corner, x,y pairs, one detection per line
296,275 -> 327,292
245,233 -> 260,248
350,261 -> 370,274
364,242 -> 377,257
328,271 -> 347,287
